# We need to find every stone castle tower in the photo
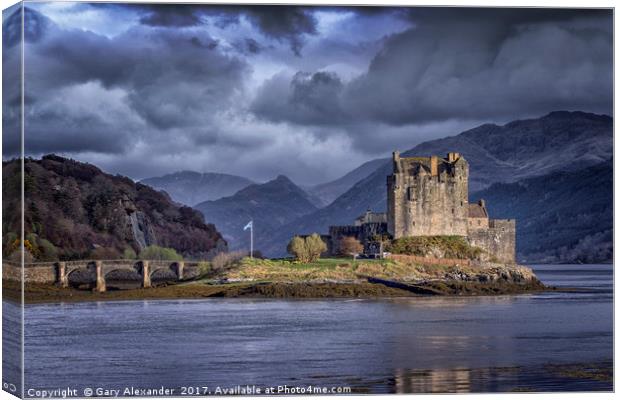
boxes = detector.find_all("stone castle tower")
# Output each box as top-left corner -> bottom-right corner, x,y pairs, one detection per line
324,151 -> 516,263
387,151 -> 469,238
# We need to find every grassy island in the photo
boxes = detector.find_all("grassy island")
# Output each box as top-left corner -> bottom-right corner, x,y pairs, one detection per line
4,253 -> 549,304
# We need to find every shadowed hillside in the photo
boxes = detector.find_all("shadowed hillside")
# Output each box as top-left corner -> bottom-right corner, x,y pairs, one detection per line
261,111 -> 612,257
306,158 -> 388,206
472,160 -> 613,263
2,155 -> 227,261
195,175 -> 318,251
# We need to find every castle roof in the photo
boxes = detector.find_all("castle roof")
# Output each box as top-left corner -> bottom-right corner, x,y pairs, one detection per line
468,203 -> 488,218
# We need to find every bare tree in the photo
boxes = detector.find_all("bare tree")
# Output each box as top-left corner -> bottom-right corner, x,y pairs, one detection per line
339,236 -> 363,259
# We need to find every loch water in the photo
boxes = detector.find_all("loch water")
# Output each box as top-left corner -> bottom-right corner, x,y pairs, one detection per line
3,264 -> 613,395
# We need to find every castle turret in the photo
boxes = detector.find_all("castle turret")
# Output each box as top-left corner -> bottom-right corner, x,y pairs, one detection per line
430,155 -> 438,176
392,151 -> 401,173
447,152 -> 461,162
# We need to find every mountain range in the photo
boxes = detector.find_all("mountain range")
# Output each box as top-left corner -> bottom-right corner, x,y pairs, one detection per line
260,111 -> 613,261
10,111 -> 611,263
142,111 -> 613,262
472,159 -> 612,264
141,170 -> 255,206
305,158 -> 388,206
194,175 -> 319,251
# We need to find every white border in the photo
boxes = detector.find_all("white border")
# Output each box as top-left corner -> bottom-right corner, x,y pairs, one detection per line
0,1 -> 615,400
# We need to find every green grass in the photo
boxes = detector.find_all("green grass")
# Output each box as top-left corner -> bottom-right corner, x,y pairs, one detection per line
219,256 -> 417,282
241,257 -> 390,270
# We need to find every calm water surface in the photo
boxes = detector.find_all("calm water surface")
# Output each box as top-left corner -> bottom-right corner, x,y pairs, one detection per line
3,264 -> 613,395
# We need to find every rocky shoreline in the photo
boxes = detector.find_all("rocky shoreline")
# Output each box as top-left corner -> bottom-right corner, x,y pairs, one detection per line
3,270 -> 550,304
1,258 -> 555,304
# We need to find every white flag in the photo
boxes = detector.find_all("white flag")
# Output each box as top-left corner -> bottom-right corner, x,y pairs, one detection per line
243,220 -> 253,231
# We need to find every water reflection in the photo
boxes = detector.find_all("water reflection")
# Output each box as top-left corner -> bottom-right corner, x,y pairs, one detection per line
387,294 -> 519,308
394,367 -> 472,393
389,361 -> 613,393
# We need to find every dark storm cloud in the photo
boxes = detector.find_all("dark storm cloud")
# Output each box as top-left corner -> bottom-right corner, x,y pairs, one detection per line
2,5 -> 49,47
243,38 -> 262,54
139,5 -> 204,27
96,4 -> 318,55
3,5 -> 614,184
3,6 -> 25,156
252,8 -> 613,129
252,71 -> 347,126
242,6 -> 317,56
404,7 -> 610,25
8,7 -> 249,156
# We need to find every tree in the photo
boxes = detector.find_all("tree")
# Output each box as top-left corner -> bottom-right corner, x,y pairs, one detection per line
287,234 -> 327,263
139,245 -> 183,261
287,236 -> 308,262
305,234 -> 327,262
38,238 -> 59,261
339,236 -> 363,259
122,247 -> 137,260
90,246 -> 121,260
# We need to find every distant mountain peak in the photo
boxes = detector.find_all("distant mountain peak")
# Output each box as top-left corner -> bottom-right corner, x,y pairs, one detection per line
195,173 -> 319,251
543,110 -> 612,121
141,170 -> 254,206
273,174 -> 293,183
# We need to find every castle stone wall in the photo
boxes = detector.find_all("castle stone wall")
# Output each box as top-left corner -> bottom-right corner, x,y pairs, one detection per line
387,152 -> 469,238
467,219 -> 516,263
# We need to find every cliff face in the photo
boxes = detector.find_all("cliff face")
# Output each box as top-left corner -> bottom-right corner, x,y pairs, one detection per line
2,155 -> 227,261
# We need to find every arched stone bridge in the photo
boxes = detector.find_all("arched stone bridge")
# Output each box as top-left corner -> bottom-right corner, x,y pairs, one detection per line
57,260 -> 187,292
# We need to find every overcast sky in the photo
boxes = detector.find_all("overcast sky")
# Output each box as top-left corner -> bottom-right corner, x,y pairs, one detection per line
2,3 -> 613,185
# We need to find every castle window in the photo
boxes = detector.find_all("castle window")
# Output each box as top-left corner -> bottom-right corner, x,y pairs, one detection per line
451,208 -> 455,214
478,220 -> 481,226
408,187 -> 416,201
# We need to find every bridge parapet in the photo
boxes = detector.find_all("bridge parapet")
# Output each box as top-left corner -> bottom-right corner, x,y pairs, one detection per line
3,259 -> 201,291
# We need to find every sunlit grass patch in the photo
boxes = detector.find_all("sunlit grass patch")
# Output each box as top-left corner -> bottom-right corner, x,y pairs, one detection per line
220,256 -> 423,282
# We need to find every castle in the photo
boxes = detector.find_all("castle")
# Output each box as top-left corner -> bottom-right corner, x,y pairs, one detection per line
324,152 -> 516,263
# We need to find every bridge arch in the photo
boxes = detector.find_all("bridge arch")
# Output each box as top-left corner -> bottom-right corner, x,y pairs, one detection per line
55,260 -> 185,292
103,268 -> 142,289
149,262 -> 182,278
62,262 -> 96,288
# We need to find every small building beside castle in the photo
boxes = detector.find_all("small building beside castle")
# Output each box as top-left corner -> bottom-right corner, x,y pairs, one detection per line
323,152 -> 516,263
